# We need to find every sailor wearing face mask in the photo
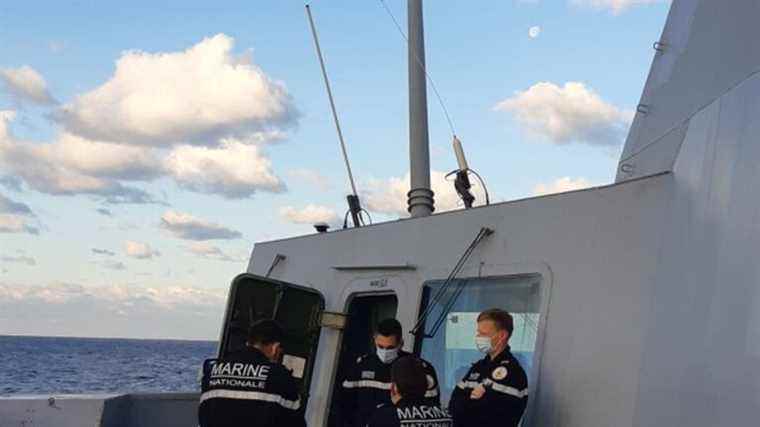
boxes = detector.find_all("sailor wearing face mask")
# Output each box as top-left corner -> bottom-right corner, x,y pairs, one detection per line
449,309 -> 528,427
336,318 -> 441,427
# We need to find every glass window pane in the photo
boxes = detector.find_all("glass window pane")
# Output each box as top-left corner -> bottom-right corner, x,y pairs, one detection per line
417,275 -> 543,405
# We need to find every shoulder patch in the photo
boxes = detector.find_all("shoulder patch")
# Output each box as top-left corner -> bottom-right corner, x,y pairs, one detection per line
426,374 -> 436,390
492,366 -> 508,381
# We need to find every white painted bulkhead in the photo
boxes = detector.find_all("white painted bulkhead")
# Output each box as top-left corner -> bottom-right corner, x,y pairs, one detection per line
248,173 -> 673,427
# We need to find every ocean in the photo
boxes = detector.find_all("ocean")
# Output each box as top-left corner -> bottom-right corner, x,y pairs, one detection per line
0,335 -> 217,395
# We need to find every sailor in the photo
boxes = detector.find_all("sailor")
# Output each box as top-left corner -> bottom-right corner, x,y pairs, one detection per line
337,318 -> 441,427
198,319 -> 305,427
366,356 -> 453,427
448,309 -> 528,427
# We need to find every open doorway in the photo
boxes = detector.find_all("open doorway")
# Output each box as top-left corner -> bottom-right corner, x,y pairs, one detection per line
327,293 -> 398,427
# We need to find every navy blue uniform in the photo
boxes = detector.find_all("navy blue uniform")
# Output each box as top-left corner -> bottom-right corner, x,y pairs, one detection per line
199,348 -> 305,427
338,351 -> 441,427
367,399 -> 453,427
449,346 -> 528,427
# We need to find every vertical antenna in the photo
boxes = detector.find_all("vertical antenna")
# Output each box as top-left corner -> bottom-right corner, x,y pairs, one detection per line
407,0 -> 434,217
306,5 -> 363,227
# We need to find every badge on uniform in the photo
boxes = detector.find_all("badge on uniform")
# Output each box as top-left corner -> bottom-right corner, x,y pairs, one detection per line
492,367 -> 508,380
362,370 -> 375,379
426,374 -> 436,389
468,372 -> 480,380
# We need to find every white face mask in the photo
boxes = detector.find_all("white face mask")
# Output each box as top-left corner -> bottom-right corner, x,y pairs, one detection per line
475,336 -> 493,354
377,347 -> 400,363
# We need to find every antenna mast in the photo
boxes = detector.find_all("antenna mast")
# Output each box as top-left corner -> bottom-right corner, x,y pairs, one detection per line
306,4 -> 364,228
407,0 -> 434,217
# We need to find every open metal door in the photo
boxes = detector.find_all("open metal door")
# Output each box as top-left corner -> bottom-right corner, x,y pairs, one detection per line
218,273 -> 325,401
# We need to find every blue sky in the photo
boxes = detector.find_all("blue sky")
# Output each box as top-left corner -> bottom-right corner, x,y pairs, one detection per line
0,0 -> 670,339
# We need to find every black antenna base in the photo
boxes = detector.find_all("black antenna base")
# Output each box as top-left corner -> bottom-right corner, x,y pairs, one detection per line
347,194 -> 362,228
454,170 -> 475,209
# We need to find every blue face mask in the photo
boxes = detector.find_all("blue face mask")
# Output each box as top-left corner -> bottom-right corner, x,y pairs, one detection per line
377,346 -> 400,363
475,336 -> 493,353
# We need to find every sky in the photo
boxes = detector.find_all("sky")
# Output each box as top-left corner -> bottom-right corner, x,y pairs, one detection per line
0,0 -> 670,340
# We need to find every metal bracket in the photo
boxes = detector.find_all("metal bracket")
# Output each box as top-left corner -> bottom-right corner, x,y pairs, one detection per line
637,104 -> 650,115
653,41 -> 666,53
620,163 -> 635,175
320,311 -> 348,330
265,254 -> 286,278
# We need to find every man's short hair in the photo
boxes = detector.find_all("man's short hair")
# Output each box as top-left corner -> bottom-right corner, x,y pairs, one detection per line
391,356 -> 428,400
477,309 -> 514,335
248,319 -> 285,346
376,318 -> 403,341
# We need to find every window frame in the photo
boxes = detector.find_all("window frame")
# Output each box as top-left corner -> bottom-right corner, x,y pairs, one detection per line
217,272 -> 326,405
412,262 -> 554,426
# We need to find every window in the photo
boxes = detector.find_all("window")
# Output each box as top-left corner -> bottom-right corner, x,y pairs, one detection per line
416,275 -> 544,405
219,274 -> 324,401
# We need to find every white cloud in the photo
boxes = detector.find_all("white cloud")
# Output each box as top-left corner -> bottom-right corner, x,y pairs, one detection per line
0,193 -> 39,235
363,170 -> 482,218
0,110 -> 16,137
288,169 -> 331,191
0,193 -> 33,216
529,26 -> 542,39
187,242 -> 247,263
160,210 -> 242,241
92,248 -> 116,256
0,66 -> 56,105
125,241 -> 160,259
571,0 -> 667,14
57,34 -> 296,146
1,35 -> 295,203
279,204 -> 339,226
99,260 -> 126,271
2,107 -> 283,201
0,254 -> 36,266
533,177 -> 594,196
0,214 -> 39,234
0,113 -> 161,203
495,81 -> 633,146
165,139 -> 284,198
0,282 -> 226,340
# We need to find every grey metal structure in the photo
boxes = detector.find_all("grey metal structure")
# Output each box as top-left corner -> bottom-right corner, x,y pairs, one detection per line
2,1 -> 760,426
406,0 -> 434,217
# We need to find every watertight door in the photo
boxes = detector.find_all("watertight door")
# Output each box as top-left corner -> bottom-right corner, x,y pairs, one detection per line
218,273 -> 325,398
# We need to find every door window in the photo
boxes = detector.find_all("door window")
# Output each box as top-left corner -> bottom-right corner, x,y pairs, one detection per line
219,274 -> 324,399
416,275 -> 543,405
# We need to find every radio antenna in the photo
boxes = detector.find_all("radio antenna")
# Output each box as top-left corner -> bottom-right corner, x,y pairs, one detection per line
306,4 -> 367,228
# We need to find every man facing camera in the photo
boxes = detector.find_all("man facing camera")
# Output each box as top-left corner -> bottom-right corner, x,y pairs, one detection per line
449,309 -> 528,427
337,318 -> 440,427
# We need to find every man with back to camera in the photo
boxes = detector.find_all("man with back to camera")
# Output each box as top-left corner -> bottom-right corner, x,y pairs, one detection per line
337,318 -> 441,427
366,356 -> 453,427
449,309 -> 528,427
198,319 -> 305,427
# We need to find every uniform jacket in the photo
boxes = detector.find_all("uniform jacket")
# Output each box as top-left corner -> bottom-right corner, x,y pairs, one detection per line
367,398 -> 453,427
337,350 -> 441,427
199,348 -> 306,427
448,346 -> 528,427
